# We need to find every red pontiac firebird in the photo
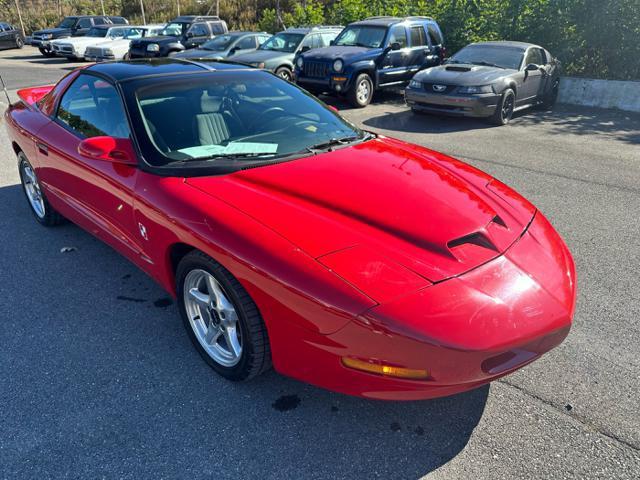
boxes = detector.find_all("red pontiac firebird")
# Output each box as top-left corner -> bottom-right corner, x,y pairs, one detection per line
5,59 -> 576,400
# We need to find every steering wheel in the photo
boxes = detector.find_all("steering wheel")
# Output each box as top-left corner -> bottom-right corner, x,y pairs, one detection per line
249,107 -> 287,132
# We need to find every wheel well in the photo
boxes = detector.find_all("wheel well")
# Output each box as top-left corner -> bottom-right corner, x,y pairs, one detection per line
11,141 -> 22,156
168,243 -> 196,278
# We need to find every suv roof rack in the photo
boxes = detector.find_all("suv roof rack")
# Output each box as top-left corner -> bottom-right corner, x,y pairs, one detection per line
364,15 -> 434,21
172,15 -> 222,22
286,25 -> 343,30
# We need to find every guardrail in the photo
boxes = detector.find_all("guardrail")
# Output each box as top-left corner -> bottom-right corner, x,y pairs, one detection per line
558,77 -> 640,113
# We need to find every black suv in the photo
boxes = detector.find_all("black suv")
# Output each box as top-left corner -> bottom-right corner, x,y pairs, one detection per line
129,16 -> 228,58
0,22 -> 24,50
295,16 -> 445,107
31,15 -> 128,57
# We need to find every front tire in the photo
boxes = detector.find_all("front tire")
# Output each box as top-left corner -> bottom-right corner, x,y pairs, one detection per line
38,47 -> 55,58
275,66 -> 293,82
15,37 -> 24,49
18,153 -> 64,226
348,73 -> 373,108
176,251 -> 272,381
489,88 -> 515,125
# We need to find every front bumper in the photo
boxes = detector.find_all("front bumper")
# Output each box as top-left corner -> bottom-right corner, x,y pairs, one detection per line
271,211 -> 576,400
31,39 -> 51,49
405,87 -> 501,117
297,73 -> 353,94
85,54 -> 115,62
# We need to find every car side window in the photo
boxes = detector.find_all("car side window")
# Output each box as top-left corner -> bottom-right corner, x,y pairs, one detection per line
388,25 -> 407,48
209,22 -> 226,35
77,18 -> 92,29
188,23 -> 208,37
427,25 -> 442,46
0,23 -> 7,31
410,26 -> 428,47
236,36 -> 256,49
94,17 -> 106,25
56,75 -> 130,139
300,34 -> 314,50
525,48 -> 544,66
320,32 -> 337,46
258,35 -> 270,45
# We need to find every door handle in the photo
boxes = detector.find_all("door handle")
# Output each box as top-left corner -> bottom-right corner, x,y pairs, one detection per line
36,142 -> 48,155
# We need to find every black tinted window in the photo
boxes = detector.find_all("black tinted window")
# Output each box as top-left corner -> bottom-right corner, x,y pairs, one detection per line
410,26 -> 428,47
94,17 -> 106,25
57,75 -> 130,139
427,25 -> 442,45
77,18 -> 92,29
388,25 -> 407,48
188,23 -> 208,37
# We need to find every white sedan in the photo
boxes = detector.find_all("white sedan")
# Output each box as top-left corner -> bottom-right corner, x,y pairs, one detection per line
51,25 -> 132,60
84,25 -> 165,61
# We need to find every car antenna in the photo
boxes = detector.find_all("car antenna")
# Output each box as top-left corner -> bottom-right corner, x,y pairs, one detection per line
0,74 -> 11,106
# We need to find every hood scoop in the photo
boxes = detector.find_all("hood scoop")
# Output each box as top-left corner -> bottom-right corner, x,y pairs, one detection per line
448,232 -> 498,252
445,66 -> 472,72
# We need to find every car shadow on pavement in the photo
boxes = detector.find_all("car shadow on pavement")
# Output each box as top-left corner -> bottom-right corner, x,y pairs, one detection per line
363,108 -> 495,134
0,181 -> 488,478
510,104 -> 640,145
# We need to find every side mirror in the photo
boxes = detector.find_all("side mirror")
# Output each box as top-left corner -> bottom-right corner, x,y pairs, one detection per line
390,42 -> 401,51
525,63 -> 539,71
328,105 -> 339,113
300,45 -> 310,53
186,31 -> 194,38
78,136 -> 136,165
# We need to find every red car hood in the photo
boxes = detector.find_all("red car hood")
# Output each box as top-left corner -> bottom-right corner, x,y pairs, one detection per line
186,137 -> 535,284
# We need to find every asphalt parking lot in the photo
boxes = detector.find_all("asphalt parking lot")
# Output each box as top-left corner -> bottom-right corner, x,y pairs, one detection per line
1,46 -> 639,479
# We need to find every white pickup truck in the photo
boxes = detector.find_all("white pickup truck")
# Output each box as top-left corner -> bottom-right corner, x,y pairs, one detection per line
84,24 -> 165,61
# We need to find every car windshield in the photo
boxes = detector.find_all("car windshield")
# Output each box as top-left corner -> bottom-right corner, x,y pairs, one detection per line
86,28 -> 109,38
58,17 -> 76,29
334,26 -> 387,48
123,27 -> 144,39
126,70 -> 366,168
107,27 -> 128,39
259,33 -> 304,53
160,22 -> 185,37
448,45 -> 524,70
201,34 -> 237,51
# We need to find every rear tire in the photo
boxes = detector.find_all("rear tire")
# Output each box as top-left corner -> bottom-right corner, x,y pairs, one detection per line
15,37 -> 24,49
123,52 -> 130,61
176,250 -> 272,381
489,88 -> 515,126
348,73 -> 373,108
540,78 -> 560,110
18,152 -> 64,226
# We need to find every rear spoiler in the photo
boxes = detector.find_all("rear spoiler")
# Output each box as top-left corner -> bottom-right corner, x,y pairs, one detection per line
17,85 -> 55,106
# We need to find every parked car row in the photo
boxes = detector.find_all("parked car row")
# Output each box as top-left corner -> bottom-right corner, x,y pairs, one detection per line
11,13 -> 560,125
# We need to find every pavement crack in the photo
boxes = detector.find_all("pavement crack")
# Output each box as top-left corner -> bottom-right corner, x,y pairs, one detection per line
498,379 -> 640,452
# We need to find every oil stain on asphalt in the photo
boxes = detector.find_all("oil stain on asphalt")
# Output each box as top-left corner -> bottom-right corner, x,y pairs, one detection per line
272,395 -> 301,411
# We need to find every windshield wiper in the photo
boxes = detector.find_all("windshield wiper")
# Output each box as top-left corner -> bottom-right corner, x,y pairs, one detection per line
305,132 -> 375,153
172,152 -> 277,163
471,61 -> 505,69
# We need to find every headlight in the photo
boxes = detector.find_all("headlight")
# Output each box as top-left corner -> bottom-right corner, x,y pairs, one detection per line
42,33 -> 52,39
146,43 -> 159,52
457,85 -> 494,94
104,49 -> 113,56
333,59 -> 343,73
252,62 -> 266,69
409,79 -> 422,89
296,57 -> 304,69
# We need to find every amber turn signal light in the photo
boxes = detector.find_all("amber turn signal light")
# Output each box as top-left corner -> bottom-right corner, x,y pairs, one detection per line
341,357 -> 430,380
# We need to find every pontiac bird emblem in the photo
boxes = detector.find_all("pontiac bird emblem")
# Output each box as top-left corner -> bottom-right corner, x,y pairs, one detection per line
432,84 -> 447,92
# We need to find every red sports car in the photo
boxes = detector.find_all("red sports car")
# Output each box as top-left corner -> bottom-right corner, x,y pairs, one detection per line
5,59 -> 576,400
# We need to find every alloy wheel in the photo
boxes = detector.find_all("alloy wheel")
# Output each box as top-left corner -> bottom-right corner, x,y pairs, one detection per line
357,79 -> 370,104
20,162 -> 46,219
183,269 -> 243,367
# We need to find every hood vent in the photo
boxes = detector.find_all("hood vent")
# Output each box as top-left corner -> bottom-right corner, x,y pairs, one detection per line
445,66 -> 471,72
492,215 -> 508,228
448,232 -> 498,252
